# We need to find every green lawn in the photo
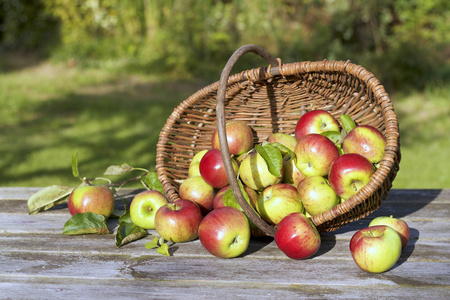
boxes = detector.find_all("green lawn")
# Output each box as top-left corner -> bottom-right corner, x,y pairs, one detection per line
0,62 -> 448,188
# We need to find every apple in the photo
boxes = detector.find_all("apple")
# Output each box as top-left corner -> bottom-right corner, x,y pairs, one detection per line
238,150 -> 283,191
267,133 -> 298,152
179,176 -> 215,214
282,153 -> 306,186
294,133 -> 340,177
213,185 -> 230,210
274,212 -> 321,259
154,199 -> 203,243
297,175 -> 340,216
343,125 -> 386,164
328,153 -> 375,200
256,183 -> 304,225
295,110 -> 340,140
188,149 -> 208,177
129,190 -> 168,229
211,121 -> 254,155
198,206 -> 251,258
350,225 -> 402,273
68,185 -> 115,218
369,216 -> 410,249
199,149 -> 238,189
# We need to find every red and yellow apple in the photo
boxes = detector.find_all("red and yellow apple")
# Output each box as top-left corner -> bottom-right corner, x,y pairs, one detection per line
211,121 -> 254,156
295,110 -> 340,140
369,215 -> 410,249
68,185 -> 115,219
199,149 -> 238,189
179,176 -> 215,215
343,125 -> 386,164
297,175 -> 340,216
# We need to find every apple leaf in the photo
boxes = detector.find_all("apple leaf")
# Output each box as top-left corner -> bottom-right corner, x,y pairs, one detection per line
140,171 -> 164,194
63,212 -> 109,235
321,131 -> 342,145
145,236 -> 159,249
269,142 -> 295,159
115,211 -> 147,248
255,144 -> 283,178
157,243 -> 171,257
27,185 -> 74,215
72,152 -> 79,178
104,163 -> 134,175
341,114 -> 356,133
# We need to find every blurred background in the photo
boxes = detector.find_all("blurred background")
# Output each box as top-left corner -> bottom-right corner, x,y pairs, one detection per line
0,0 -> 449,188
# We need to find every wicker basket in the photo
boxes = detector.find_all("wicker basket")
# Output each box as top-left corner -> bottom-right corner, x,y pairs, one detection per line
156,44 -> 400,236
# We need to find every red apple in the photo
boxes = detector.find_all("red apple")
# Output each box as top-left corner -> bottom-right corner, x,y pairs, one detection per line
129,190 -> 168,229
213,185 -> 230,210
179,176 -> 215,215
350,225 -> 402,273
343,125 -> 386,164
68,185 -> 115,219
328,153 -> 375,200
198,206 -> 251,258
154,199 -> 203,243
294,133 -> 340,177
295,110 -> 340,140
211,121 -> 254,155
199,149 -> 238,189
256,183 -> 304,225
238,150 -> 283,191
369,216 -> 410,249
274,212 -> 321,259
297,175 -> 340,216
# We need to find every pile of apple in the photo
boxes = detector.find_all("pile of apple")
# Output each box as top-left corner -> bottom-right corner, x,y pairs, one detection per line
66,109 -> 409,272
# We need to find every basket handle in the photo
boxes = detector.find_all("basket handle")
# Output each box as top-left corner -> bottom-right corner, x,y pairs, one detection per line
216,44 -> 279,237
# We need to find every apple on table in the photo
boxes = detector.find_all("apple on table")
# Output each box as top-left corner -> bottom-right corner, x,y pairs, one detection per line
350,225 -> 402,273
129,190 -> 168,229
369,216 -> 410,249
68,185 -> 115,219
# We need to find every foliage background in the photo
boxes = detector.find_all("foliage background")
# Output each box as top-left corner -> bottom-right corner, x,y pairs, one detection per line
0,0 -> 449,188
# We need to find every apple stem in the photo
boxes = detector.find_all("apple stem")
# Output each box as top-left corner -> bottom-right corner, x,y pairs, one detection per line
83,177 -> 92,186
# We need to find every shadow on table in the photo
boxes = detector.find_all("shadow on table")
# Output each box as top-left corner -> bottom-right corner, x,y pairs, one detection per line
395,227 -> 419,269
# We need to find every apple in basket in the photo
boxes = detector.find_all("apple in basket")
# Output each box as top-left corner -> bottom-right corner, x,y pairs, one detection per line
68,185 -> 115,219
188,149 -> 208,177
369,216 -> 410,249
297,175 -> 340,216
199,149 -> 238,189
294,133 -> 340,177
256,183 -> 304,225
211,121 -> 254,156
350,225 -> 402,273
294,110 -> 340,140
267,133 -> 298,152
198,206 -> 251,258
274,212 -> 321,259
179,175 -> 215,215
328,153 -> 375,201
129,190 -> 168,229
238,150 -> 283,191
282,153 -> 306,187
154,199 -> 203,243
343,125 -> 386,164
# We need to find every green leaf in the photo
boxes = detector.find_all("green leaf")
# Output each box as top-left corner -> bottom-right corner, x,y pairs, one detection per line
255,144 -> 283,178
116,211 -> 147,247
72,152 -> 79,178
321,131 -> 342,145
270,142 -> 295,159
341,114 -> 356,133
28,185 -> 74,215
104,163 -> 134,175
140,171 -> 164,194
63,212 -> 109,235
145,237 -> 159,249
157,243 -> 171,257
223,181 -> 252,211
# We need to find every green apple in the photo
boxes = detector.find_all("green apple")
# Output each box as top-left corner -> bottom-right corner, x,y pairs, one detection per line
129,190 -> 168,229
188,149 -> 208,177
238,150 -> 282,191
257,183 -> 304,225
282,153 -> 306,187
68,185 -> 115,219
369,215 -> 410,249
297,175 -> 340,216
350,225 -> 402,273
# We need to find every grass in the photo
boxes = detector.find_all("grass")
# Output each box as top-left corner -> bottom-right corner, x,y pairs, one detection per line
0,60 -> 448,189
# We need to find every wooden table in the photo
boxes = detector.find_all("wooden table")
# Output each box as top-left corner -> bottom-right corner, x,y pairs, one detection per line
1,188 -> 449,299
